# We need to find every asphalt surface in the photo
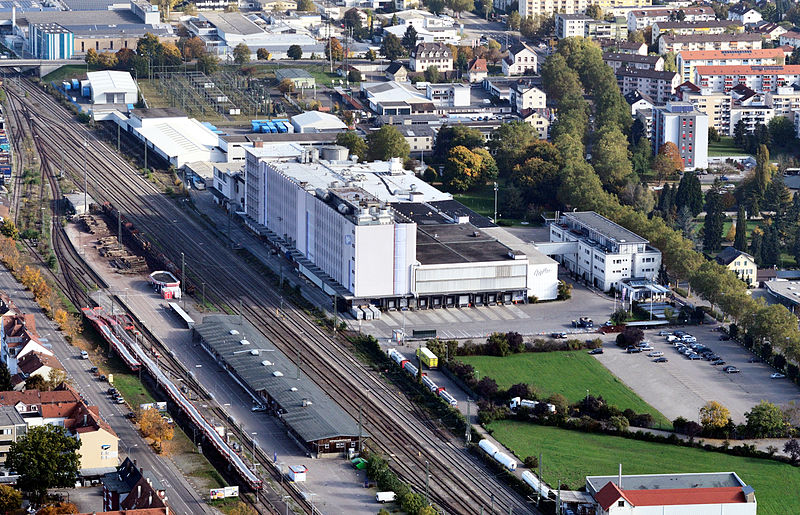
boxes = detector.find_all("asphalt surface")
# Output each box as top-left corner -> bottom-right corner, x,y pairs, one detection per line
0,267 -> 211,515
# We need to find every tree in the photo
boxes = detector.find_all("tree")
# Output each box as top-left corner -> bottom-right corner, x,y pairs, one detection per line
0,219 -> 18,240
445,0 -> 474,17
699,401 -> 730,430
592,127 -> 634,195
366,49 -> 377,61
734,204 -> 747,251
366,126 -> 410,161
197,54 -> 219,74
433,125 -> 484,160
138,407 -> 174,450
296,0 -> 314,10
402,25 -> 418,53
424,65 -> 440,83
348,69 -> 361,83
233,43 -> 250,65
256,48 -> 270,60
180,36 -> 206,61
485,332 -> 510,357
380,33 -> 404,61
277,78 -> 295,94
6,425 -> 80,503
663,51 -> 677,72
24,375 -> 47,391
585,4 -> 603,19
628,29 -> 645,43
507,10 -> 521,30
85,48 -> 99,65
160,43 -> 182,66
768,116 -> 796,147
425,0 -> 445,14
0,361 -> 10,391
733,119 -> 748,148
658,142 -> 683,174
443,146 -> 483,192
335,132 -> 367,161
0,485 -> 21,513
343,9 -> 363,30
488,120 -> 535,173
287,45 -> 303,60
745,400 -> 786,438
325,37 -> 343,62
675,172 -> 703,216
785,439 -> 800,463
703,188 -> 725,253
708,126 -> 721,143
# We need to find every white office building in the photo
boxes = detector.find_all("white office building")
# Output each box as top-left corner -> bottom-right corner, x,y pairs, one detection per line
546,211 -> 661,292
244,149 -> 558,307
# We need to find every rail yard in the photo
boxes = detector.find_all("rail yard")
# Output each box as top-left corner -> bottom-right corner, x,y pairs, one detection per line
5,77 -> 534,513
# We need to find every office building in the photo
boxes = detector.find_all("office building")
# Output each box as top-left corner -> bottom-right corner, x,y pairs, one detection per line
676,48 -> 784,82
652,101 -> 708,170
547,211 -> 662,292
244,149 -> 559,307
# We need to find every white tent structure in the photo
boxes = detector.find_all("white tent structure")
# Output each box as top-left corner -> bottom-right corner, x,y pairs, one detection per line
87,70 -> 137,105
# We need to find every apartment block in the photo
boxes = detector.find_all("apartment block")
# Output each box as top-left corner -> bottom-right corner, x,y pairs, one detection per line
626,6 -> 714,33
519,0 -> 649,20
616,67 -> 680,104
696,65 -> 800,94
652,101 -> 709,170
548,211 -> 662,292
0,406 -> 26,466
659,33 -> 762,55
409,42 -> 453,73
556,13 -> 591,38
676,48 -> 785,82
604,52 -> 664,71
652,20 -> 742,44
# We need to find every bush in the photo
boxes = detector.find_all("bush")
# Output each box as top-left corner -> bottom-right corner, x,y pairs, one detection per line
524,455 -> 539,469
608,415 -> 629,432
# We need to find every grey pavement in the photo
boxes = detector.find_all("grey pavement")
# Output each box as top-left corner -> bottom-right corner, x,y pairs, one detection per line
67,223 -> 377,515
0,266 -> 212,515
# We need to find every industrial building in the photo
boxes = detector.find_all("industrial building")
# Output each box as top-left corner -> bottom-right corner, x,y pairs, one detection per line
30,23 -> 73,60
541,211 -> 661,292
86,71 -> 137,105
586,472 -> 756,515
243,148 -> 558,308
194,315 -> 366,456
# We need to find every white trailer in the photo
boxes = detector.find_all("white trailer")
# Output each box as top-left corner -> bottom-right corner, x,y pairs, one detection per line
494,452 -> 518,471
479,439 -> 498,457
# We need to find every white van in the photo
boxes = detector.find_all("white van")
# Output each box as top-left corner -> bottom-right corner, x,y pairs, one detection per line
80,350 -> 89,359
376,491 -> 396,503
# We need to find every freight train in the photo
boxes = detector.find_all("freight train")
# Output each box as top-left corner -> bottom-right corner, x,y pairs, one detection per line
388,348 -> 457,407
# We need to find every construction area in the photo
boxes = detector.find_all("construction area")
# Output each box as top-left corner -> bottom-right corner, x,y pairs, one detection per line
77,214 -> 148,274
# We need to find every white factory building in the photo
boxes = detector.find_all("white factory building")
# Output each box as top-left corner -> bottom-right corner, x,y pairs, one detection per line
538,211 -> 661,292
243,146 -> 558,308
86,70 -> 137,105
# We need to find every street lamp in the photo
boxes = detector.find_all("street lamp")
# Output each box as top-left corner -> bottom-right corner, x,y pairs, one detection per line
493,182 -> 498,223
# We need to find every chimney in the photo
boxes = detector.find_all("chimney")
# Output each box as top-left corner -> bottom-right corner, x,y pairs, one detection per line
137,485 -> 141,498
83,414 -> 87,425
254,141 -> 264,148
618,463 -> 622,489
148,493 -> 152,506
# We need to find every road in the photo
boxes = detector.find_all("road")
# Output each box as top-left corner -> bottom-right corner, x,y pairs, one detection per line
0,267 -> 212,515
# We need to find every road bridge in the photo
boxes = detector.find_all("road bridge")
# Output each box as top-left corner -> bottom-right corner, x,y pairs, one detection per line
0,59 -> 77,77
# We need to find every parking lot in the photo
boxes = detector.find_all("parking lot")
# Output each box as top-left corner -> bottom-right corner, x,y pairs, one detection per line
593,324 -> 800,424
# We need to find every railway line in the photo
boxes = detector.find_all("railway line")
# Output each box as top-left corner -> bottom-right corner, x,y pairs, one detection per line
7,78 -> 533,514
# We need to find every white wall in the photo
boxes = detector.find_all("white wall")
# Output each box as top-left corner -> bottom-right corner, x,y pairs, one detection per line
527,262 -> 558,300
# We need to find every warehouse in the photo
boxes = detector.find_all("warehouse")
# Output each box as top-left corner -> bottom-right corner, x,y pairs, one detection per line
194,315 -> 366,456
243,150 -> 559,307
86,71 -> 137,105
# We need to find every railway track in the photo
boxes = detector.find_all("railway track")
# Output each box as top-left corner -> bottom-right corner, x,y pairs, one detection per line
7,78 -> 534,514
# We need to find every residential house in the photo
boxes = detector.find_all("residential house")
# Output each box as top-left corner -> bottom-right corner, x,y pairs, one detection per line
626,6 -> 715,33
625,89 -> 656,115
385,62 -> 409,82
616,41 -> 648,55
398,125 -> 436,153
466,58 -> 488,83
502,42 -> 538,76
780,31 -> 800,48
0,406 -> 26,466
12,351 -> 64,391
727,4 -> 762,26
716,247 -> 757,286
103,458 -> 168,512
519,109 -> 550,139
586,472 -> 756,515
659,33 -> 763,54
0,387 -> 119,475
1,313 -> 42,374
510,81 -> 546,113
409,42 -> 453,73
752,22 -> 787,41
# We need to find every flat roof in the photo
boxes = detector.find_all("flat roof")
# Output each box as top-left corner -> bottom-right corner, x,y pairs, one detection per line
587,472 -> 746,495
765,279 -> 800,306
194,315 -> 364,443
201,12 -> 263,35
415,223 -> 515,265
87,70 -> 136,95
562,211 -> 648,244
0,406 -> 25,427
275,68 -> 314,80
130,107 -> 187,119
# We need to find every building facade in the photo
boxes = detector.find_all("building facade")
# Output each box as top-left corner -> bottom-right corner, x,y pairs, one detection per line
652,101 -> 709,170
626,6 -> 715,33
659,33 -> 762,55
676,48 -> 784,82
696,65 -> 800,94
716,247 -> 757,287
502,42 -> 538,76
652,20 -> 742,44
409,42 -> 453,72
616,67 -> 680,104
519,0 -> 649,20
548,211 -> 662,291
30,23 -> 74,60
604,52 -> 664,71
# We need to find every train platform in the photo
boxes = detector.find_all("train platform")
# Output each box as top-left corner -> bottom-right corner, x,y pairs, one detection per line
65,222 -> 378,514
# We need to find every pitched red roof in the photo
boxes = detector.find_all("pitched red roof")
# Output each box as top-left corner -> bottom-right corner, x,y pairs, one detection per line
595,482 -> 628,510
624,487 -> 747,506
17,351 -> 64,377
468,58 -> 487,73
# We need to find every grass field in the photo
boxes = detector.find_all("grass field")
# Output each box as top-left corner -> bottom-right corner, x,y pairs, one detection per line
42,64 -> 103,84
459,352 -> 671,428
708,137 -> 752,157
452,182 -> 526,225
487,421 -> 799,515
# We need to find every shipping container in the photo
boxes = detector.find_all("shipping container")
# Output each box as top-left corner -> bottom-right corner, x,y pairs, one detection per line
71,78 -> 79,89
368,305 -> 381,320
416,347 -> 438,369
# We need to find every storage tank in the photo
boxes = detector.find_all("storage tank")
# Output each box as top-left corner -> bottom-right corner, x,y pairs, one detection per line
320,145 -> 349,161
479,439 -> 498,457
494,452 -> 517,471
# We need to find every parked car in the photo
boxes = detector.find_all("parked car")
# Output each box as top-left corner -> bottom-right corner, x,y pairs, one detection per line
688,353 -> 702,360
723,366 -> 740,373
80,350 -> 89,359
89,366 -> 99,374
251,405 -> 266,412
770,373 -> 786,379
551,332 -> 567,339
719,334 -> 731,341
648,351 -> 664,357
653,357 -> 669,363
748,357 -> 762,363
666,335 -> 679,342
711,359 -> 726,366
657,330 -> 672,336
588,348 -> 603,355
626,346 -> 642,353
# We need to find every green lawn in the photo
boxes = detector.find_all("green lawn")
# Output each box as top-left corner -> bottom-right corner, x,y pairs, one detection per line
112,372 -> 156,407
721,220 -> 760,239
488,421 -> 799,515
42,64 -> 102,84
459,352 -> 671,428
708,137 -> 751,157
453,182 -> 495,217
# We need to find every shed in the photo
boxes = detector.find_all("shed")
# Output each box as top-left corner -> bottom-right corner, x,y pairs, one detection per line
87,70 -> 137,105
288,465 -> 307,482
275,68 -> 316,89
290,111 -> 347,134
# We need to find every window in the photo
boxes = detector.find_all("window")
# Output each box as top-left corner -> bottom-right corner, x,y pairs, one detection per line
618,500 -> 625,507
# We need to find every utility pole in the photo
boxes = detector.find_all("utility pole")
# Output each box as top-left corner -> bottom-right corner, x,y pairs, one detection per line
424,460 -> 429,506
493,181 -> 498,223
83,137 -> 88,214
117,123 -> 120,152
118,210 -> 122,250
357,405 -> 362,454
181,252 -> 185,309
144,139 -> 148,170
202,282 -> 206,311
465,399 -> 471,444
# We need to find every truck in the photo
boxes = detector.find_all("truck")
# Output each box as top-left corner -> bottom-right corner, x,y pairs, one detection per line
376,491 -> 396,503
416,347 -> 438,368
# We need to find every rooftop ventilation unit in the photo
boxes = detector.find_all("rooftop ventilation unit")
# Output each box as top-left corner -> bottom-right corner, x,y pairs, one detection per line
273,371 -> 284,377
240,339 -> 250,345
229,330 -> 240,335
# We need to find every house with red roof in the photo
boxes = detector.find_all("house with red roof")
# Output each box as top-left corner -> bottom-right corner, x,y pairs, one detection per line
466,58 -> 487,83
586,472 -> 756,515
